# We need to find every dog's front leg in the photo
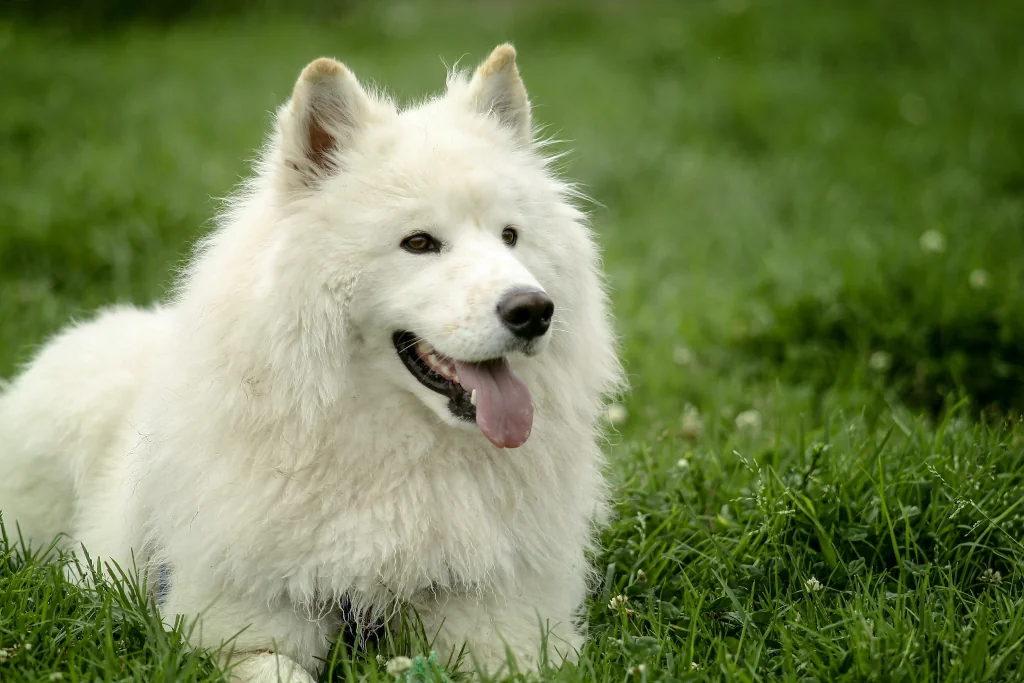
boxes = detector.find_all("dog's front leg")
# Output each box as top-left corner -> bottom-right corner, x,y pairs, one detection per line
226,652 -> 318,683
409,582 -> 584,676
160,570 -> 336,683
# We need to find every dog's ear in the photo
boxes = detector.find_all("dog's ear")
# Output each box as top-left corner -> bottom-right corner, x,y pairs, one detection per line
465,44 -> 531,143
278,57 -> 374,184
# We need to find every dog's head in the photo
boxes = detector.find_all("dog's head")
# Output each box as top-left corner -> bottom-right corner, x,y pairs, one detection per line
254,45 -> 616,449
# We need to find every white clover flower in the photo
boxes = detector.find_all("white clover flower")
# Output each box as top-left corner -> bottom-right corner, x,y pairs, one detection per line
804,576 -> 824,593
636,569 -> 647,581
735,409 -> 762,432
680,403 -> 703,439
969,269 -> 991,290
382,2 -> 420,38
718,0 -> 749,15
691,661 -> 700,671
605,403 -> 628,427
677,458 -> 690,469
899,93 -> 928,125
919,230 -> 946,254
608,594 -> 629,611
980,568 -> 1003,586
386,656 -> 413,676
673,345 -> 694,366
868,350 -> 892,372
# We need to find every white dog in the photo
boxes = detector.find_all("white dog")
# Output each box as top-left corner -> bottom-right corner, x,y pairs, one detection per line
0,45 -> 622,682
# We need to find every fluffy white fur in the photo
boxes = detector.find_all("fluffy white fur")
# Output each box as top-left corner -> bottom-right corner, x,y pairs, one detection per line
0,45 -> 622,682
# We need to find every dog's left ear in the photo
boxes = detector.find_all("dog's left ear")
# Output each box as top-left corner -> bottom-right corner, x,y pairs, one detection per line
465,44 -> 532,143
278,57 -> 375,185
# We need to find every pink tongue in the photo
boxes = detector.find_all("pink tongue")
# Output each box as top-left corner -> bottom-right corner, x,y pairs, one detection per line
454,358 -> 534,448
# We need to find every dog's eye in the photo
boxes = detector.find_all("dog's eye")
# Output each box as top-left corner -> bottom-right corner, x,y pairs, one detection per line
402,233 -> 440,254
502,227 -> 518,247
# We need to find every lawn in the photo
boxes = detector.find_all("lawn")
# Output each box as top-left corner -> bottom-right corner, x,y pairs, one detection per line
2,1 -> 1024,681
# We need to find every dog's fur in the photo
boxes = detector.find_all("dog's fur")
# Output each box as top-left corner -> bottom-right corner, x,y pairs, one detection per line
0,45 -> 622,682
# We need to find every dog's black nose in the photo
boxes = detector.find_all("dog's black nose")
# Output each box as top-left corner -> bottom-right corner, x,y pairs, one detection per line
497,288 -> 555,340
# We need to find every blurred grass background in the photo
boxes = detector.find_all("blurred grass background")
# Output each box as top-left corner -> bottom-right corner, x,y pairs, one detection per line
2,1 -> 1024,681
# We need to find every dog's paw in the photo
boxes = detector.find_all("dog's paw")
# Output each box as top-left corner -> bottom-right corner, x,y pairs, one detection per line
227,652 -> 317,683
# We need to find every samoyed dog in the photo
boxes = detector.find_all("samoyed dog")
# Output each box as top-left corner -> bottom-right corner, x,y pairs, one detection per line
0,45 -> 622,682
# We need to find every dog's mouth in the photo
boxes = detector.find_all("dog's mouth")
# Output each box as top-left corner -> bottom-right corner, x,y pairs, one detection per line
393,331 -> 534,448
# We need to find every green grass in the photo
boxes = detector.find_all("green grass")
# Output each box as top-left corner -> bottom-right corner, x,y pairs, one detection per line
2,0 -> 1024,680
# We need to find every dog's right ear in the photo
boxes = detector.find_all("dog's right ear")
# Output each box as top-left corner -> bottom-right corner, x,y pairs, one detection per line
277,57 -> 374,187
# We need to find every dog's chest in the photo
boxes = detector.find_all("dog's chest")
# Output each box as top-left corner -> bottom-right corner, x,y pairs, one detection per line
265,453 -> 526,600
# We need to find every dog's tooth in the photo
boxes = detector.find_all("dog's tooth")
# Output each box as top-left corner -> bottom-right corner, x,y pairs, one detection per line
416,342 -> 431,356
470,389 -> 478,406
